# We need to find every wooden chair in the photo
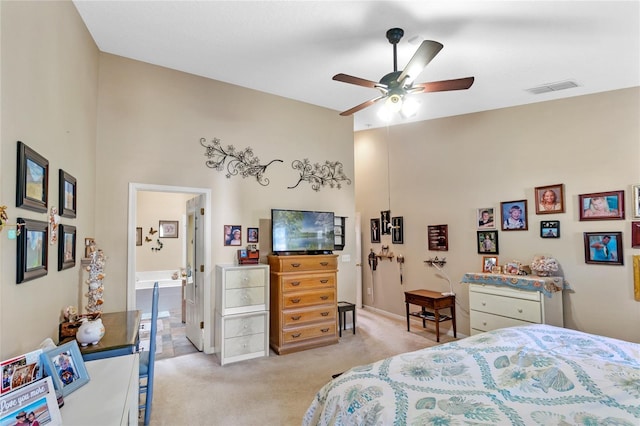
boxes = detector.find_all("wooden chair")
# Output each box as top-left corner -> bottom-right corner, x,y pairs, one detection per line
139,282 -> 159,425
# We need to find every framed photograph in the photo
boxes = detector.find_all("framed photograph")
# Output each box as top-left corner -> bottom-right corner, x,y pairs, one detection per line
584,232 -> 623,265
41,340 -> 89,397
0,376 -> 62,426
477,230 -> 499,254
540,220 -> 560,238
477,207 -> 496,229
505,262 -> 520,274
247,227 -> 259,243
391,216 -> 403,244
59,169 -> 77,218
632,222 -> 640,248
631,184 -> 640,218
224,225 -> 242,246
501,200 -> 528,230
58,224 -> 76,271
16,218 -> 48,284
427,224 -> 448,251
579,190 -> 625,220
159,220 -> 179,238
482,256 -> 498,273
535,184 -> 565,214
16,141 -> 49,213
1,348 -> 43,395
84,237 -> 95,258
136,227 -> 143,246
370,219 -> 380,243
380,210 -> 391,235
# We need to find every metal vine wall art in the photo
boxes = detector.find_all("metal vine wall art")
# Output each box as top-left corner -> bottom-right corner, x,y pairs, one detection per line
200,137 -> 282,186
288,159 -> 352,192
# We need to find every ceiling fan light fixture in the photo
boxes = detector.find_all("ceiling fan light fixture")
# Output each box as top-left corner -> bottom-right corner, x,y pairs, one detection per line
377,105 -> 393,122
400,97 -> 420,118
386,94 -> 403,112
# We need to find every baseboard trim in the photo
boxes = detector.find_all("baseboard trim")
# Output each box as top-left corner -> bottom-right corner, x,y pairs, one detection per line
362,304 -> 467,339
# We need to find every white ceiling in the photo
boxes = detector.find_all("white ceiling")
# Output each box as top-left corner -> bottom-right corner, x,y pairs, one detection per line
72,1 -> 639,131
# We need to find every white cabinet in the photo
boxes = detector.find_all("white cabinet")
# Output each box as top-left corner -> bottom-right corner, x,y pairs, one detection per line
215,264 -> 269,365
469,283 -> 563,335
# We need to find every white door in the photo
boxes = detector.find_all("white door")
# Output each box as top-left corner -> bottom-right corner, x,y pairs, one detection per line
355,213 -> 363,308
185,194 -> 206,351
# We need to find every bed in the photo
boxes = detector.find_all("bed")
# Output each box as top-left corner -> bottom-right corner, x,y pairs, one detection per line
303,324 -> 640,425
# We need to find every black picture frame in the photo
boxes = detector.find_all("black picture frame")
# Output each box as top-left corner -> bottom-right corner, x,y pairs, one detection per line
501,199 -> 528,231
247,227 -> 259,243
16,218 -> 49,283
584,232 -> 623,265
380,210 -> 391,235
477,230 -> 499,254
391,216 -> 403,244
58,224 -> 76,271
59,169 -> 77,218
370,218 -> 380,243
540,220 -> 560,238
16,141 -> 49,213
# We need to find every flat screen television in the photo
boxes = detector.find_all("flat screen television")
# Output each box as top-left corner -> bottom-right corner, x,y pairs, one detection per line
271,209 -> 335,255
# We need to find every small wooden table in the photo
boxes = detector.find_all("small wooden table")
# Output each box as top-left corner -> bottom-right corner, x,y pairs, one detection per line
405,290 -> 456,342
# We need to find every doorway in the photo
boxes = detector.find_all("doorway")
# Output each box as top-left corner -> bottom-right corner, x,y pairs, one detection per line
127,183 -> 212,357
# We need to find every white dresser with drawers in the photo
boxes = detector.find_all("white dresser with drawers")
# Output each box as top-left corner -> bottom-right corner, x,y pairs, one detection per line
469,283 -> 564,335
214,264 -> 269,365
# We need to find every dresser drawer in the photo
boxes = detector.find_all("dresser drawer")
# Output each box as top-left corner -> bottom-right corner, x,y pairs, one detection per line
271,255 -> 337,272
283,322 -> 336,343
224,312 -> 266,338
283,289 -> 335,309
282,306 -> 336,327
225,287 -> 266,311
469,292 -> 541,323
224,333 -> 266,358
225,268 -> 266,289
282,273 -> 335,292
470,310 -> 533,333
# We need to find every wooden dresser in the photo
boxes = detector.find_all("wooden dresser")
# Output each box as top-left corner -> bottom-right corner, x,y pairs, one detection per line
268,254 -> 338,355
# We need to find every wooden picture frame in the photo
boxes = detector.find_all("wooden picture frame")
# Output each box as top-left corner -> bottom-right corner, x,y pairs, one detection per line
477,207 -> 496,229
16,141 -> 49,213
501,199 -> 528,230
0,376 -> 62,426
370,218 -> 380,243
535,183 -> 565,214
41,340 -> 89,397
391,216 -> 403,244
136,227 -> 143,246
16,218 -> 48,283
427,224 -> 448,251
482,256 -> 498,273
632,184 -> 640,218
59,169 -> 77,218
247,227 -> 259,243
579,190 -> 625,220
632,221 -> 640,248
584,232 -> 623,265
84,237 -> 95,258
58,224 -> 76,271
477,230 -> 499,254
159,220 -> 179,238
540,220 -> 560,238
224,225 -> 242,246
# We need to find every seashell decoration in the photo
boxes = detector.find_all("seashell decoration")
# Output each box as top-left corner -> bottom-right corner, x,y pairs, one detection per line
85,244 -> 106,313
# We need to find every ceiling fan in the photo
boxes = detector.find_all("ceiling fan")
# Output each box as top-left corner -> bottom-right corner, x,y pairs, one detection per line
333,28 -> 475,117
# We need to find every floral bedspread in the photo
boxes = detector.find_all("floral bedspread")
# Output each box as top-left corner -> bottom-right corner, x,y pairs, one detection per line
303,324 -> 640,425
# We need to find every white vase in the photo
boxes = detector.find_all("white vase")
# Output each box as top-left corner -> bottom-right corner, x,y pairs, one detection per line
76,318 -> 105,346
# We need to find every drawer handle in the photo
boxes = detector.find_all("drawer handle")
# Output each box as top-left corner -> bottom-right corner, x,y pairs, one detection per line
481,302 -> 487,306
517,308 -> 523,313
320,312 -> 329,316
291,281 -> 301,286
320,328 -> 329,333
320,295 -> 329,300
292,333 -> 301,338
320,279 -> 328,283
320,262 -> 329,266
291,315 -> 301,321
482,321 -> 487,326
291,298 -> 301,303
291,263 -> 301,268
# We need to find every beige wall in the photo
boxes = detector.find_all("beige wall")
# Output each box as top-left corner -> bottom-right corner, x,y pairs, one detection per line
356,87 -> 640,342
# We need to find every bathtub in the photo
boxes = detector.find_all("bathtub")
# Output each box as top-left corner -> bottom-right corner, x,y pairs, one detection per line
135,270 -> 183,290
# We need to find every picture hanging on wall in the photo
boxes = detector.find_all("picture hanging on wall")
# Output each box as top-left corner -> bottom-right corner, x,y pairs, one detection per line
477,208 -> 495,229
540,220 -> 560,238
370,219 -> 380,243
579,190 -> 625,220
159,220 -> 179,238
427,225 -> 448,251
477,230 -> 499,255
584,232 -> 623,265
380,210 -> 391,235
632,222 -> 640,248
16,141 -> 49,213
247,227 -> 259,243
16,218 -> 49,283
136,227 -> 143,246
224,225 -> 242,246
501,199 -> 528,231
391,216 -> 403,244
59,169 -> 77,218
633,184 -> 640,218
58,224 -> 76,271
534,184 -> 565,214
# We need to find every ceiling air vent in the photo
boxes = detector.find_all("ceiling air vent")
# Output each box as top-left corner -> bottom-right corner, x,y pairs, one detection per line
526,80 -> 579,95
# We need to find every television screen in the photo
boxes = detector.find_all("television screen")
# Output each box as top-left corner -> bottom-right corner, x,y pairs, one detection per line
271,209 -> 335,254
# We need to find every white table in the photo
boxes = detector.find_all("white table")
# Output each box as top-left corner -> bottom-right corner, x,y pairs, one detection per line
61,353 -> 139,425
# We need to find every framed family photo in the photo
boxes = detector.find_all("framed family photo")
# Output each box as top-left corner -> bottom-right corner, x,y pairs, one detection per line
535,184 -> 565,214
58,224 -> 76,271
41,340 -> 89,397
540,220 -> 560,238
579,190 -> 624,220
16,218 -> 48,284
59,169 -> 77,218
477,230 -> 499,254
632,184 -> 640,218
632,222 -> 640,248
584,232 -> 623,265
224,225 -> 242,246
16,141 -> 49,213
0,376 -> 62,426
482,256 -> 498,273
247,227 -> 259,243
477,208 -> 495,229
501,200 -> 528,231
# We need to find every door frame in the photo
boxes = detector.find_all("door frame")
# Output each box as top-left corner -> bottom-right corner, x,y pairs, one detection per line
127,183 -> 212,346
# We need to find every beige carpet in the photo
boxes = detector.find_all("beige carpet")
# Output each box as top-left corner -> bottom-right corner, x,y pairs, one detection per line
147,307 -> 457,425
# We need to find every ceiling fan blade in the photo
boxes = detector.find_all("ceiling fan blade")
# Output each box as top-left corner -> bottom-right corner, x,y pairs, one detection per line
397,40 -> 444,85
411,77 -> 475,93
333,73 -> 381,89
339,96 -> 386,116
